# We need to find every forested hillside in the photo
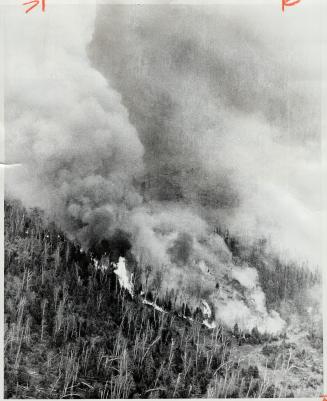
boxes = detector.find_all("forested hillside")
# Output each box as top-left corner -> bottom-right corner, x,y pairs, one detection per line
4,199 -> 323,398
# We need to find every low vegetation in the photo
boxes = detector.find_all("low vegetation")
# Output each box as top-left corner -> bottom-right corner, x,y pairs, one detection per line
4,200 -> 323,398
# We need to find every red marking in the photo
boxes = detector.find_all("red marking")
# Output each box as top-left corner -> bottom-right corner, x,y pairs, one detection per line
282,0 -> 301,13
22,0 -> 45,13
319,396 -> 327,401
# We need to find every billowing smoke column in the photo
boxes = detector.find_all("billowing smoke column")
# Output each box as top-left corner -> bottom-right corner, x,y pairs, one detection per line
88,5 -> 321,267
5,6 -> 144,249
5,4 -> 321,333
128,204 -> 285,333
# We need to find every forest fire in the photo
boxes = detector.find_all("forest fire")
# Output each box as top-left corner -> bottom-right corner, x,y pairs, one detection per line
3,2 -> 323,398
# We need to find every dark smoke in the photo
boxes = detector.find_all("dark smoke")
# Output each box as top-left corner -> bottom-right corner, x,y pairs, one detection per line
90,230 -> 132,262
5,4 -> 321,332
168,232 -> 193,266
88,4 -> 321,266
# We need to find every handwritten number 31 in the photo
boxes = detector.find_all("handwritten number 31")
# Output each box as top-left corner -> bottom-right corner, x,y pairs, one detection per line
23,0 -> 45,13
21,0 -> 301,15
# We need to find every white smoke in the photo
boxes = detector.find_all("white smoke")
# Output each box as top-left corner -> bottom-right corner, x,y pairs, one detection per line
114,257 -> 134,296
215,266 -> 286,334
5,5 -> 144,248
89,4 -> 322,268
5,4 -> 321,334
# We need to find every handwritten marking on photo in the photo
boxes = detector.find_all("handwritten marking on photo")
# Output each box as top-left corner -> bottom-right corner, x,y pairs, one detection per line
22,0 -> 45,14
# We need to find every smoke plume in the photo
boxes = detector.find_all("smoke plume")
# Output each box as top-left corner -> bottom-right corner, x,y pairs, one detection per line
5,3 -> 322,333
5,6 -> 144,248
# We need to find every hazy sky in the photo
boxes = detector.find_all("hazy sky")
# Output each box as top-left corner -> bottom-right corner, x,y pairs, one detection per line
4,1 -> 324,267
2,0 -> 325,332
89,3 -> 323,265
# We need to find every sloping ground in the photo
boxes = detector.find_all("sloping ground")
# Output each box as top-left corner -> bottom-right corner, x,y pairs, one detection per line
226,321 -> 323,398
4,199 -> 323,398
2,200 -> 247,398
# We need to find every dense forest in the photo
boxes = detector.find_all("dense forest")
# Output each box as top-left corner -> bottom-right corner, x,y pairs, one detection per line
220,229 -> 321,314
4,199 -> 323,398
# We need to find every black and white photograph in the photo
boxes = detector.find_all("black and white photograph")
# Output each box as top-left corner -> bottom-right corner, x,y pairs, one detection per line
1,0 -> 325,398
